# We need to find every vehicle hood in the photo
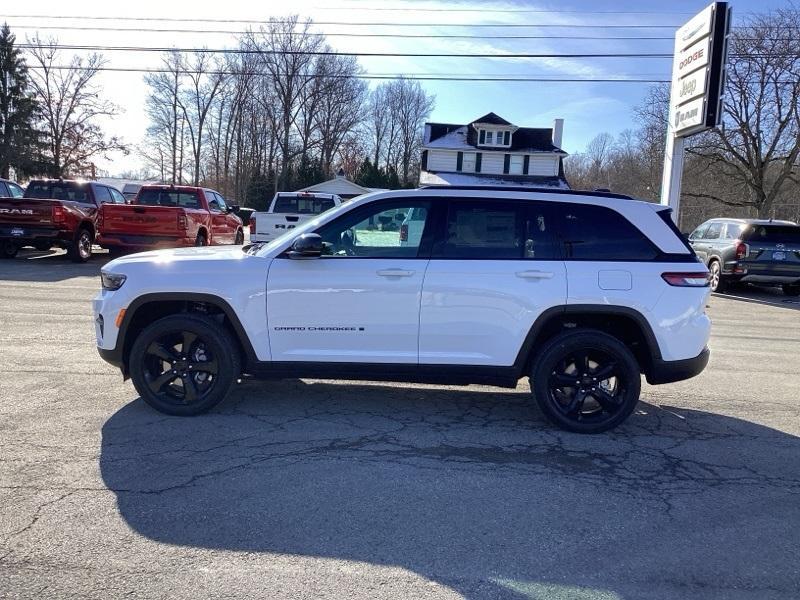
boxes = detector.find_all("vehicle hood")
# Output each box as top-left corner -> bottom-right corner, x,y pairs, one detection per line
106,245 -> 248,268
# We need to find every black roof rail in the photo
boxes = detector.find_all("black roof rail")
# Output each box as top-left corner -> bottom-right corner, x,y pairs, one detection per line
418,184 -> 634,200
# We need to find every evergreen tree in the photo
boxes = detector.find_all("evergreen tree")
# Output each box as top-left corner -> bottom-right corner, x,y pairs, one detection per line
0,24 -> 40,178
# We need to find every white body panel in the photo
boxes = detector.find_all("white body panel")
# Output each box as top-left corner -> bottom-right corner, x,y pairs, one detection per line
266,257 -> 429,363
419,259 -> 567,365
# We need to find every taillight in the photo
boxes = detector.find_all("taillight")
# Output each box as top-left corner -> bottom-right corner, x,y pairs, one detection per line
177,213 -> 188,229
735,241 -> 748,260
52,205 -> 66,224
661,272 -> 711,287
400,223 -> 408,242
249,216 -> 256,235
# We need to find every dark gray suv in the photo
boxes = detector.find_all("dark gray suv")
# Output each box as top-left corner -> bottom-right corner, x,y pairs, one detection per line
689,218 -> 800,295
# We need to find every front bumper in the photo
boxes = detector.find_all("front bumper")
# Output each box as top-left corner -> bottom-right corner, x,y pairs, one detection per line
646,347 -> 710,385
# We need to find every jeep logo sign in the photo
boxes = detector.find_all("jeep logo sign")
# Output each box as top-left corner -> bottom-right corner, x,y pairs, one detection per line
0,208 -> 34,215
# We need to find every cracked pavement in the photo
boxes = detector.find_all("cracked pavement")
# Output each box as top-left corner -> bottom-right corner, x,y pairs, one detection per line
1,249 -> 799,599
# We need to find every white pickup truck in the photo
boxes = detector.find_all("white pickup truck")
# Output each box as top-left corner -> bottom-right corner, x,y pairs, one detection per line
250,191 -> 342,243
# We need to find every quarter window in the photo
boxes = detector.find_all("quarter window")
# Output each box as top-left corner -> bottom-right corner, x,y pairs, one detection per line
316,201 -> 431,258
704,222 -> 723,240
557,203 -> 658,260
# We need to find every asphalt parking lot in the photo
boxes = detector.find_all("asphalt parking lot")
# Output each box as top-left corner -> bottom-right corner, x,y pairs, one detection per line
1,248 -> 799,600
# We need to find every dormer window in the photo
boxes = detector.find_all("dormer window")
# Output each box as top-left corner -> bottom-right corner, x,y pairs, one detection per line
478,128 -> 511,147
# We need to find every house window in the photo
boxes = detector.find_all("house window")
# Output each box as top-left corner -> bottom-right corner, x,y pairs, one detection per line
486,131 -> 494,144
509,155 -> 524,175
479,130 -> 486,144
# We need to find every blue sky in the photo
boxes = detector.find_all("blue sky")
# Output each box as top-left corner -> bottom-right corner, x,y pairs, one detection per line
1,0 -> 790,173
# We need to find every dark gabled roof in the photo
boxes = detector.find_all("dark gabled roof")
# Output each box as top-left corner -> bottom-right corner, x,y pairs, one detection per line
510,127 -> 562,153
471,112 -> 513,126
426,123 -> 463,144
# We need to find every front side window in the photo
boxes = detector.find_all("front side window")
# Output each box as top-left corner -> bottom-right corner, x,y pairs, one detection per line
94,186 -> 112,204
316,201 -> 431,258
212,192 -> 228,212
557,203 -> 658,261
8,182 -> 24,198
689,224 -> 708,240
109,188 -> 126,204
437,200 -> 555,260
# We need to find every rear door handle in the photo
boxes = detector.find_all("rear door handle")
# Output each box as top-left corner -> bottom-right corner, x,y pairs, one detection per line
376,269 -> 415,277
516,270 -> 554,279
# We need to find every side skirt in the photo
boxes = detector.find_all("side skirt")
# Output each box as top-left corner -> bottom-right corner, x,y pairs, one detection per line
245,362 -> 522,389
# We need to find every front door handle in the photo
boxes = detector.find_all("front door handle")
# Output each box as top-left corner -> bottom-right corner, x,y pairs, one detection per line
376,269 -> 415,277
516,270 -> 554,279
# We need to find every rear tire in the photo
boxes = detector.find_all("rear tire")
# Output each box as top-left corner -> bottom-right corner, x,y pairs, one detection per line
129,314 -> 241,416
530,329 -> 641,434
67,228 -> 93,263
783,283 -> 800,297
195,232 -> 208,247
708,260 -> 727,293
1,240 -> 18,258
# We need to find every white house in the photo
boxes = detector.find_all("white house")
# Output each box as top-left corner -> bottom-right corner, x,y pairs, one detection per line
299,169 -> 387,200
419,112 -> 569,188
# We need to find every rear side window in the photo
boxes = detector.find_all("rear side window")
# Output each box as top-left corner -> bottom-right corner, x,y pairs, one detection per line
743,225 -> 800,244
25,182 -> 91,203
137,189 -> 200,209
273,195 -> 335,214
556,203 -> 658,261
438,200 -> 555,260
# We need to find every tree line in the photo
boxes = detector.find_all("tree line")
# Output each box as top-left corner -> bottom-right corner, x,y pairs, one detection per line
141,16 -> 434,209
566,7 -> 800,230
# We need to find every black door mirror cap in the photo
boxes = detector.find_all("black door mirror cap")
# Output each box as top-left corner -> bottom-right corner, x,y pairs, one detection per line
287,233 -> 323,259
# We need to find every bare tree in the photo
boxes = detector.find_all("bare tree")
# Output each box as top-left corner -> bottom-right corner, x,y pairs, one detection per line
26,36 -> 126,176
687,7 -> 800,217
386,78 -> 434,185
143,51 -> 185,183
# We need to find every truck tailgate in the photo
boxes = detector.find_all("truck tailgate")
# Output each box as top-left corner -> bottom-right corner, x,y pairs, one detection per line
255,213 -> 308,239
0,198 -> 55,226
102,205 -> 183,236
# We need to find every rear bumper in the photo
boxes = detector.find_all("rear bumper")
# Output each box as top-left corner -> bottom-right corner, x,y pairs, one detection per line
724,261 -> 800,284
97,233 -> 195,250
0,226 -> 71,246
646,347 -> 710,385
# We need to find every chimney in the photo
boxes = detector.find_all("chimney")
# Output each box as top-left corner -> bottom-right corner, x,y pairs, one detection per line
552,118 -> 564,149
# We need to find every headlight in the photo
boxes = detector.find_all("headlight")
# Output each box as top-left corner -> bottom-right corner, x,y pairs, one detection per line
100,271 -> 127,291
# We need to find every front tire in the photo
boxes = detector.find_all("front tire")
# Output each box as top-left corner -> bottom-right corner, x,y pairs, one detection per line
67,228 -> 93,263
234,229 -> 244,245
783,283 -> 800,297
530,330 -> 641,434
129,314 -> 241,416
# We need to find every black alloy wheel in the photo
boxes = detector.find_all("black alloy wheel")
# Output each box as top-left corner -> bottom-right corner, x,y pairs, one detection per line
531,330 -> 641,433
129,314 -> 240,415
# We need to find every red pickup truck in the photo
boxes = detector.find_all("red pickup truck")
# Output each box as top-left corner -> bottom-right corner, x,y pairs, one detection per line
0,179 -> 126,261
97,185 -> 244,253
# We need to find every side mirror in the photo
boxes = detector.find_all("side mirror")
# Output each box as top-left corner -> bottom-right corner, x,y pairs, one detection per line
287,233 -> 323,259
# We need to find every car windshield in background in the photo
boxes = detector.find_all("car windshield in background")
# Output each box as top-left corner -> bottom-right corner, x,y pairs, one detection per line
273,195 -> 335,214
744,225 -> 800,244
26,182 -> 90,203
137,190 -> 200,209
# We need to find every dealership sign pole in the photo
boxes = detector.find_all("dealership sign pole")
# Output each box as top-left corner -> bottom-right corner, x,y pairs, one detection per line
660,2 -> 732,223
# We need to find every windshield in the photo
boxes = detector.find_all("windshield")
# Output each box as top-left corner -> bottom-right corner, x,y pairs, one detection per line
26,182 -> 90,203
273,194 -> 336,214
743,224 -> 800,244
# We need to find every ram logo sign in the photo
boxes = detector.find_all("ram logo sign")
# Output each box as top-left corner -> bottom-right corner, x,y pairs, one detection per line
0,208 -> 34,215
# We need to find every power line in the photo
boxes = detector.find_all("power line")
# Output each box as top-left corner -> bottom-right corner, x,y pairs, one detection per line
23,64 -> 671,82
15,43 -> 678,59
5,24 -> 677,40
0,15 -> 693,28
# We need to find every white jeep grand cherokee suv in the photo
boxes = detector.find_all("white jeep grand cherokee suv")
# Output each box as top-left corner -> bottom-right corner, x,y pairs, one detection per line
94,186 -> 711,433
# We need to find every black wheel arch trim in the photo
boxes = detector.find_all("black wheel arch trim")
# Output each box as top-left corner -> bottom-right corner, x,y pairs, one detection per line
512,303 -> 663,375
100,292 -> 259,376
